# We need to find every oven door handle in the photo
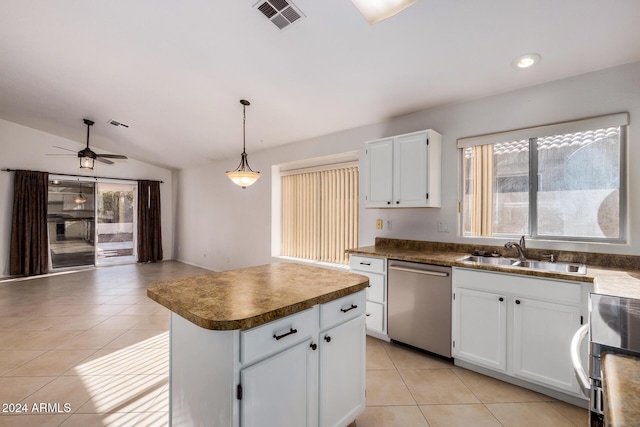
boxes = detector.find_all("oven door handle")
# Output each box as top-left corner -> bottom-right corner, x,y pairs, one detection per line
571,323 -> 590,396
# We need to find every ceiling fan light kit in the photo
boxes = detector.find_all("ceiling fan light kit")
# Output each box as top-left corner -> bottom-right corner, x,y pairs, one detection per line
226,100 -> 261,189
79,119 -> 96,169
76,118 -> 128,170
351,0 -> 418,24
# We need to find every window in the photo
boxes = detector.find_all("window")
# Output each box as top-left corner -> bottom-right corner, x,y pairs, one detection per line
280,162 -> 358,265
459,113 -> 627,242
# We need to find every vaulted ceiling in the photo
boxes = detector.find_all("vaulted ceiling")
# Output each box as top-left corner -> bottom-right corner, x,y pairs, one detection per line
1,0 -> 639,169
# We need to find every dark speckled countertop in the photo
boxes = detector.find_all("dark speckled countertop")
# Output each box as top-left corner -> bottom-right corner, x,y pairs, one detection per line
603,353 -> 640,426
147,263 -> 369,331
347,238 -> 640,299
348,238 -> 640,424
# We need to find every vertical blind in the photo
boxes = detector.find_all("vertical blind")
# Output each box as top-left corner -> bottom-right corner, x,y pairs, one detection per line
282,164 -> 358,264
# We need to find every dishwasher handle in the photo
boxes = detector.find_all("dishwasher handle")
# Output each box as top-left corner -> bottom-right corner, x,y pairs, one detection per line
388,266 -> 450,277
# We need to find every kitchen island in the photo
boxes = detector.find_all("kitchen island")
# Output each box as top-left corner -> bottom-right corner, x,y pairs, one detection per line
147,262 -> 369,427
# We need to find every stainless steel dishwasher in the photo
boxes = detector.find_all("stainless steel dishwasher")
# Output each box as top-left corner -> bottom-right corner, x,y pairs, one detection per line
387,260 -> 452,358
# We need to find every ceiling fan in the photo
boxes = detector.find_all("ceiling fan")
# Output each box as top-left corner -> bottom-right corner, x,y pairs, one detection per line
49,119 -> 128,169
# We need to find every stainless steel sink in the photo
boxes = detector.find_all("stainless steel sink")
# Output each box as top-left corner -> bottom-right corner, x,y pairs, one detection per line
459,255 -> 519,266
459,255 -> 587,274
514,260 -> 586,274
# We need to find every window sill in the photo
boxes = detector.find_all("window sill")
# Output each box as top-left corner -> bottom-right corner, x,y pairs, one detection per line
273,256 -> 349,271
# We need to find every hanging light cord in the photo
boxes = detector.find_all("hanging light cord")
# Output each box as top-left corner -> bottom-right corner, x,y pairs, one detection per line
242,101 -> 247,155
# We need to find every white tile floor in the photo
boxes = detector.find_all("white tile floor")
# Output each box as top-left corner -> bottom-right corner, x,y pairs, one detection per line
0,262 -> 589,426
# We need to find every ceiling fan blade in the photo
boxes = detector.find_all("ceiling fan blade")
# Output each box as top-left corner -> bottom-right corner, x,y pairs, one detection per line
96,154 -> 128,159
95,157 -> 115,165
52,145 -> 78,153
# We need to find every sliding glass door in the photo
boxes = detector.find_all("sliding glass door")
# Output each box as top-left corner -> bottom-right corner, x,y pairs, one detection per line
96,183 -> 137,265
47,180 -> 96,269
47,178 -> 138,269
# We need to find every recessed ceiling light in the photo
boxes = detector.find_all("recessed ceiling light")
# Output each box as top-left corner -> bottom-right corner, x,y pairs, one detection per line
512,53 -> 542,69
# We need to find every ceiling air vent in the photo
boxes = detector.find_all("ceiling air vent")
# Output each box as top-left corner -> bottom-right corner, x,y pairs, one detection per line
108,119 -> 129,128
254,0 -> 305,30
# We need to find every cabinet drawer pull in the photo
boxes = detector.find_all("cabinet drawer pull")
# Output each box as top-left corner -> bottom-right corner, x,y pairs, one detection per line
309,343 -> 317,351
273,328 -> 298,341
340,304 -> 358,313
359,262 -> 371,266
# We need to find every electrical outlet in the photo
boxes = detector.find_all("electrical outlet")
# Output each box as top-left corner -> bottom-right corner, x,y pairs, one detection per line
437,221 -> 449,233
386,220 -> 392,230
376,219 -> 383,229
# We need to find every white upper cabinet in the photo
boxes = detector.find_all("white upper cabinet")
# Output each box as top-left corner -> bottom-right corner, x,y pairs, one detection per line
365,129 -> 442,208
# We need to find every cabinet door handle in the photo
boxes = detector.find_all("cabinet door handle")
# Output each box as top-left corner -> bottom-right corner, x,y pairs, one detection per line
499,297 -> 504,302
387,201 -> 391,205
396,201 -> 400,204
324,335 -> 331,343
309,343 -> 317,351
273,328 -> 298,341
515,300 -> 521,305
366,313 -> 371,317
341,304 -> 358,313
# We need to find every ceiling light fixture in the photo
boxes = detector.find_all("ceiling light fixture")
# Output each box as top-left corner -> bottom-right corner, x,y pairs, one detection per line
74,192 -> 87,204
351,0 -> 418,24
74,182 -> 87,204
80,119 -> 95,170
226,100 -> 261,188
512,53 -> 542,69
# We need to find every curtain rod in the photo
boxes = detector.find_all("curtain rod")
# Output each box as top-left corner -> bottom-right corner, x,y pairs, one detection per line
1,168 -> 164,184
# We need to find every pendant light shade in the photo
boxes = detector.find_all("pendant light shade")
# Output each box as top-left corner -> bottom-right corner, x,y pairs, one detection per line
74,192 -> 87,204
74,182 -> 87,204
226,100 -> 261,188
80,157 -> 94,170
351,0 -> 418,24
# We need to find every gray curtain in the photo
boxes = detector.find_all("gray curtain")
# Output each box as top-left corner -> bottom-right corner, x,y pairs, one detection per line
137,180 -> 163,263
9,170 -> 49,276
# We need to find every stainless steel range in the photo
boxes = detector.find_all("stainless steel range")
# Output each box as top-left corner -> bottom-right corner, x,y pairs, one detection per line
573,293 -> 640,426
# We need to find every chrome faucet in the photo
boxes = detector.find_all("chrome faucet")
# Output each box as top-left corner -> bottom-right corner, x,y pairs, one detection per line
505,236 -> 527,261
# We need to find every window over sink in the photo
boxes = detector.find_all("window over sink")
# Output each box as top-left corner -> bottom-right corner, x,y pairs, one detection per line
458,113 -> 628,242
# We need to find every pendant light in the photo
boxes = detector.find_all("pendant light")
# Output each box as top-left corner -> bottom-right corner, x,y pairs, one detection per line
226,99 -> 261,188
74,182 -> 87,204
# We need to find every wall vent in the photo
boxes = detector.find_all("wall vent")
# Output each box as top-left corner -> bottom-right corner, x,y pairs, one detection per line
254,0 -> 305,30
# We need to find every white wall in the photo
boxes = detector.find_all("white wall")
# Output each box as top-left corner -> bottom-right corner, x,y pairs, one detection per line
0,118 -> 175,277
175,61 -> 640,271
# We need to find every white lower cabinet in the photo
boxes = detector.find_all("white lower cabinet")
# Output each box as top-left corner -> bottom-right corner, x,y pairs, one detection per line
319,316 -> 366,427
170,290 -> 366,427
365,301 -> 384,333
512,297 -> 582,391
452,267 -> 590,399
349,255 -> 388,340
453,287 -> 507,372
241,340 -> 318,427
